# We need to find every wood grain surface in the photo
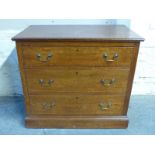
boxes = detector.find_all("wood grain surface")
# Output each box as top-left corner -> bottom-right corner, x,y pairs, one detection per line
22,46 -> 133,68
12,25 -> 144,41
28,94 -> 125,115
25,67 -> 129,94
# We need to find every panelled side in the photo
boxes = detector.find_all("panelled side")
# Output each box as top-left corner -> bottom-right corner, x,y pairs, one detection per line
16,42 -> 31,114
123,42 -> 140,114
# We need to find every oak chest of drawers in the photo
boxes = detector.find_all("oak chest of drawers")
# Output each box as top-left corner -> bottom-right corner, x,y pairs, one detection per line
12,25 -> 144,128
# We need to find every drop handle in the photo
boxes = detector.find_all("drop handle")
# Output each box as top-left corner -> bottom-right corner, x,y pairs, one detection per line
42,102 -> 56,110
48,80 -> 54,85
103,53 -> 119,62
100,78 -> 115,86
36,52 -> 53,62
39,79 -> 54,86
98,102 -> 112,111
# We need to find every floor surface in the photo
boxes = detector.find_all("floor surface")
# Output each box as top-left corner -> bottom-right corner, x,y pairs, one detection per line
0,95 -> 154,135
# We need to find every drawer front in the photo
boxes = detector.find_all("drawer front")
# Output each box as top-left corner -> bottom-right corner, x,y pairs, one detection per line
25,68 -> 129,94
29,95 -> 125,115
22,46 -> 133,67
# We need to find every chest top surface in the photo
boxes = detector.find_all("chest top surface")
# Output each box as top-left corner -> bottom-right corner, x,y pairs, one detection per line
12,25 -> 144,42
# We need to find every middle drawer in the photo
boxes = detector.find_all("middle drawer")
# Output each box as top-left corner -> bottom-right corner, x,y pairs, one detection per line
25,68 -> 129,94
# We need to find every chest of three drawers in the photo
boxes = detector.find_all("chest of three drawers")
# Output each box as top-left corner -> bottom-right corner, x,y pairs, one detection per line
12,25 -> 143,128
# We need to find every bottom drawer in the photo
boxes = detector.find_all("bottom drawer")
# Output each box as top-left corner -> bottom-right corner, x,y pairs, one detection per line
28,94 -> 125,116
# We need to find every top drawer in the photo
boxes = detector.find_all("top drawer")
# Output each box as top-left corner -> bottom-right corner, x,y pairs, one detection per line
22,46 -> 133,68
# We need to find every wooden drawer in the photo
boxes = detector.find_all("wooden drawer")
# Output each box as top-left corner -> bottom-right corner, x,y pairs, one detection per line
25,67 -> 129,94
22,46 -> 133,67
28,95 -> 125,115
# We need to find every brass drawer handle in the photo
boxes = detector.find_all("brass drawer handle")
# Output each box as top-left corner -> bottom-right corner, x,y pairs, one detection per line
36,52 -> 53,62
39,79 -> 54,86
103,53 -> 119,62
98,102 -> 112,111
100,78 -> 115,86
42,102 -> 56,110
48,80 -> 54,85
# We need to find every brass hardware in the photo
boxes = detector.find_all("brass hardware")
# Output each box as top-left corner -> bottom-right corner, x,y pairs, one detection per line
36,52 -> 53,62
103,53 -> 119,62
48,80 -> 54,85
39,79 -> 54,86
98,102 -> 112,111
100,78 -> 115,86
39,79 -> 45,86
42,102 -> 56,110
